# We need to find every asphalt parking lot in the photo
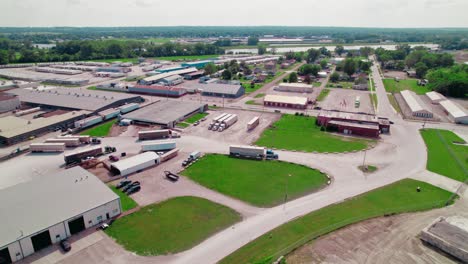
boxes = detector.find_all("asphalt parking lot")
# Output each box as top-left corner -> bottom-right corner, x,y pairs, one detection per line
319,88 -> 375,114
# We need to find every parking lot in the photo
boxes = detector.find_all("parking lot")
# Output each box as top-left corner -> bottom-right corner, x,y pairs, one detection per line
183,109 -> 280,145
319,88 -> 375,114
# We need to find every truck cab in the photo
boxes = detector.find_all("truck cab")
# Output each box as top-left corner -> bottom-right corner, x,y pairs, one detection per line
265,149 -> 278,159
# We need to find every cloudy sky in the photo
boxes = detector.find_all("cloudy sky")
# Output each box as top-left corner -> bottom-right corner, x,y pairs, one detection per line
1,0 -> 467,27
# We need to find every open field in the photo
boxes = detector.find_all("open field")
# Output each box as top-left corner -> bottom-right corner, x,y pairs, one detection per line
109,185 -> 138,212
387,94 -> 401,113
105,196 -> 241,256
256,115 -> 374,153
420,129 -> 468,182
326,81 -> 354,89
80,119 -> 117,137
316,89 -> 330,101
184,113 -> 209,124
181,154 -> 328,207
176,122 -> 190,128
382,79 -> 430,95
220,179 -> 455,264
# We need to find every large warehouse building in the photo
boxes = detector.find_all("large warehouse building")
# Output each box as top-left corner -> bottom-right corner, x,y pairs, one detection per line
128,85 -> 187,98
400,90 -> 433,118
122,100 -> 207,128
264,94 -> 308,109
0,94 -> 20,113
274,83 -> 314,93
439,100 -> 468,124
0,110 -> 89,145
139,68 -> 198,85
7,88 -> 143,113
425,91 -> 446,104
183,83 -> 245,98
317,111 -> 390,137
0,167 -> 121,263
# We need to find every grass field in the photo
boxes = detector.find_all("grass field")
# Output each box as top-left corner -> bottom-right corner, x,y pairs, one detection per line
245,100 -> 261,105
369,93 -> 378,109
316,88 -> 330,101
256,115 -> 373,153
382,79 -> 430,95
326,81 -> 353,89
420,129 -> 468,182
181,154 -> 328,207
105,196 -> 240,256
220,179 -> 455,264
109,186 -> 138,212
255,93 -> 266,98
185,113 -> 209,124
80,119 -> 117,137
387,94 -> 402,113
176,122 -> 190,128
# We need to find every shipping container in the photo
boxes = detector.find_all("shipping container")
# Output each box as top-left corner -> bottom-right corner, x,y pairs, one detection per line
160,148 -> 179,162
30,143 -> 65,153
64,146 -> 103,165
138,129 -> 171,140
247,116 -> 260,131
74,115 -> 103,129
45,138 -> 81,147
141,141 -> 176,152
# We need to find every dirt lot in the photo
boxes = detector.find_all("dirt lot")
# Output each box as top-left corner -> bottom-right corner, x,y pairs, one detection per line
319,89 -> 375,114
183,109 -> 280,145
383,70 -> 408,79
286,206 -> 466,264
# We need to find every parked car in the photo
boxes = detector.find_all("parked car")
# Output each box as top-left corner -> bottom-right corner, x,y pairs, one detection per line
99,223 -> 109,230
116,180 -> 131,189
201,118 -> 207,121
60,239 -> 71,252
126,185 -> 141,195
122,181 -> 140,192
109,155 -> 119,162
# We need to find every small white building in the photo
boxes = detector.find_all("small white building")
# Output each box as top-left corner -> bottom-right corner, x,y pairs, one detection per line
400,90 -> 433,118
425,91 -> 446,104
0,167 -> 121,263
439,100 -> 468,124
275,83 -> 314,93
110,151 -> 160,176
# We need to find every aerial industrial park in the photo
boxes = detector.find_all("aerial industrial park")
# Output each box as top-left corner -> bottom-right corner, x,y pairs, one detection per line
0,5 -> 468,264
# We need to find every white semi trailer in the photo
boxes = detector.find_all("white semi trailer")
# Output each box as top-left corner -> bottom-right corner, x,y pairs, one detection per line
229,145 -> 278,160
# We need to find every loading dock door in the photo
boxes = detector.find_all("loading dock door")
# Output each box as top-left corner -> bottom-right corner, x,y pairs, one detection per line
0,247 -> 12,264
68,216 -> 86,235
31,230 -> 52,252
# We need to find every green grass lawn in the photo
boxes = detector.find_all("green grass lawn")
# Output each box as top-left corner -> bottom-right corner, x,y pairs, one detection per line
420,129 -> 468,182
176,122 -> 190,128
109,186 -> 138,212
242,82 -> 263,94
220,179 -> 455,264
105,196 -> 241,256
313,81 -> 321,87
245,100 -> 261,105
387,94 -> 402,113
382,79 -> 430,95
255,93 -> 266,98
326,81 -> 354,89
80,119 -> 117,137
316,89 -> 330,101
358,165 -> 378,173
185,113 -> 209,124
181,154 -> 328,207
256,115 -> 373,153
369,93 -> 378,108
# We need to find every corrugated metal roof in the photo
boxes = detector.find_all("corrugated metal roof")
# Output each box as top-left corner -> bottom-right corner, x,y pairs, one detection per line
440,100 -> 467,119
264,94 -> 308,105
183,83 -> 243,95
111,152 -> 158,172
400,90 -> 428,113
426,91 -> 446,102
0,167 -> 118,248
142,68 -> 198,83
279,83 -> 313,88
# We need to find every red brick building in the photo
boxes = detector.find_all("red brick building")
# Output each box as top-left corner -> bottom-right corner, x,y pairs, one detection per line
317,111 -> 390,138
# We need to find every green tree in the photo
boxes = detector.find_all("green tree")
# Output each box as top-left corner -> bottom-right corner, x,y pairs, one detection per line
415,62 -> 429,78
306,48 -> 320,63
288,72 -> 298,83
304,74 -> 312,84
258,44 -> 267,55
222,69 -> 232,80
0,50 -> 9,65
330,72 -> 340,83
335,45 -> 344,56
248,37 -> 259,46
294,52 -> 303,62
320,60 -> 327,69
359,47 -> 374,57
343,58 -> 357,76
319,47 -> 331,57
204,62 -> 217,75
426,65 -> 468,98
299,64 -> 320,76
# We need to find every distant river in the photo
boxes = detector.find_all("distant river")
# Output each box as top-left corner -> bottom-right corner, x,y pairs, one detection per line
226,43 -> 439,54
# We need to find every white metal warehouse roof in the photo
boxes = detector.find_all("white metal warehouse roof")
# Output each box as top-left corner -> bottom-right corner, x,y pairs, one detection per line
142,67 -> 198,83
426,91 -> 446,102
264,94 -> 308,105
400,90 -> 429,113
440,100 -> 468,119
110,152 -> 159,173
0,167 -> 118,248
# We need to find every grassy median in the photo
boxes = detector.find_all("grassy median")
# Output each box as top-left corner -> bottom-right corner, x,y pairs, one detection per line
109,185 -> 138,212
182,154 -> 328,207
255,115 -> 374,153
220,179 -> 455,264
105,196 -> 241,256
80,119 -> 117,137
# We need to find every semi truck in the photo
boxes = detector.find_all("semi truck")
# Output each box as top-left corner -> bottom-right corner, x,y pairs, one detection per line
141,141 -> 176,152
182,151 -> 201,166
229,145 -> 278,160
57,135 -> 91,144
30,143 -> 65,153
209,113 -> 228,130
138,129 -> 171,140
64,146 -> 103,165
247,116 -> 260,131
218,114 -> 238,131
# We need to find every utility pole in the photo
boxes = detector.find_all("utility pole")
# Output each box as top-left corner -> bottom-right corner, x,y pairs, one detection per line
362,150 -> 367,168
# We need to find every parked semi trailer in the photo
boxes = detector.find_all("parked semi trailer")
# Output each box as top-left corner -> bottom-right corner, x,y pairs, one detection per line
30,143 -> 66,153
218,114 -> 238,131
138,129 -> 171,140
247,116 -> 260,131
229,145 -> 278,160
58,135 -> 91,144
64,146 -> 103,165
141,141 -> 176,152
160,148 -> 179,162
45,138 -> 81,147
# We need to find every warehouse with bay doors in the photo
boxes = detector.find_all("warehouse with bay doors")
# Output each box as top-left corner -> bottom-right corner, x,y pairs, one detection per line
0,167 -> 121,263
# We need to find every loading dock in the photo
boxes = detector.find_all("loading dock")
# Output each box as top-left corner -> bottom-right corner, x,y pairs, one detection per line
31,230 -> 52,252
0,248 -> 12,264
68,216 -> 86,235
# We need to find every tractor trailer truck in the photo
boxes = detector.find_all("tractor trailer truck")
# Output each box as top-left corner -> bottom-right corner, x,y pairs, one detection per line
138,129 -> 171,140
229,145 -> 278,160
30,143 -> 66,153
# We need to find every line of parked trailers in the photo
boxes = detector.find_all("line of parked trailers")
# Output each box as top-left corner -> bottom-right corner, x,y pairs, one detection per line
74,103 -> 140,130
138,129 -> 180,141
208,113 -> 238,132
